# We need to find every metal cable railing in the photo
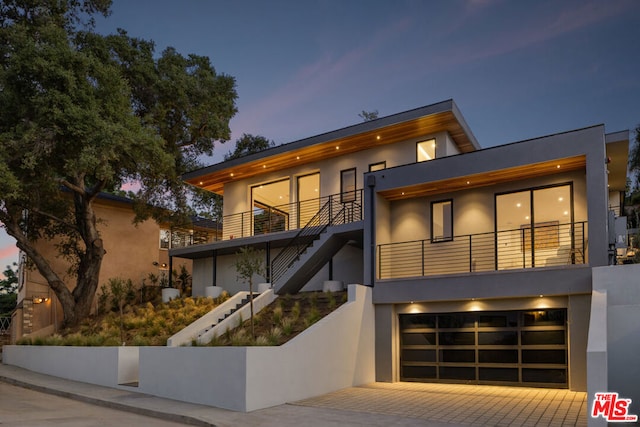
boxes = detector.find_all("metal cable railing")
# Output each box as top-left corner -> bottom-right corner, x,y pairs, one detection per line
171,190 -> 363,247
378,221 -> 587,280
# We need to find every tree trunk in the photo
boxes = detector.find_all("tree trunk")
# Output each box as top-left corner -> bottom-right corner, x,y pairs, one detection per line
4,191 -> 106,328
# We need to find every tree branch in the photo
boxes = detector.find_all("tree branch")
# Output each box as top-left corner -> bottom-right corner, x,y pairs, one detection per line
59,178 -> 86,195
29,208 -> 81,234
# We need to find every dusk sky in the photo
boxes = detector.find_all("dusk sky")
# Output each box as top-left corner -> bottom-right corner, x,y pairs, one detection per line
1,0 -> 639,277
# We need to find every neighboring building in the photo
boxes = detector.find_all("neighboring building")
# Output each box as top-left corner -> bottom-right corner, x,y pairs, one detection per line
11,193 -> 207,342
169,99 -> 628,392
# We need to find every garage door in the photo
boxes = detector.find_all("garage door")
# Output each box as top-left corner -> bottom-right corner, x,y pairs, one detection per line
400,309 -> 567,387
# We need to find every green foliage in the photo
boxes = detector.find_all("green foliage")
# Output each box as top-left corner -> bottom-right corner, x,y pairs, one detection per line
235,246 -> 265,338
0,263 -> 18,316
0,0 -> 237,327
628,125 -> 640,188
358,110 -> 379,121
224,134 -> 275,161
234,246 -> 266,285
304,307 -> 321,328
16,295 -> 228,346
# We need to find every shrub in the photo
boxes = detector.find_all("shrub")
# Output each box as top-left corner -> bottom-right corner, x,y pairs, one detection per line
304,307 -> 321,328
272,304 -> 283,324
280,317 -> 295,336
291,301 -> 301,320
267,326 -> 283,345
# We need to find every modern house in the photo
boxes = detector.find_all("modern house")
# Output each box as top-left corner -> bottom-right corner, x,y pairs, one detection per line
169,99 -> 628,392
11,193 -> 206,342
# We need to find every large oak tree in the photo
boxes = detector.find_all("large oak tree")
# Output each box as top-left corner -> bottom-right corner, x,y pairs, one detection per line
0,0 -> 237,326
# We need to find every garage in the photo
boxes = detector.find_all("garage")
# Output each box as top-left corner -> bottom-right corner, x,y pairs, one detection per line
400,309 -> 567,387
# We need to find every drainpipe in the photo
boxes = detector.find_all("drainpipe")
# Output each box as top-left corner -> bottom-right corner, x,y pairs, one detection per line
367,175 -> 376,287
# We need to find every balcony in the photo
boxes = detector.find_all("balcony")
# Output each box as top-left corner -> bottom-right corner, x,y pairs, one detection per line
170,190 -> 363,248
378,221 -> 587,280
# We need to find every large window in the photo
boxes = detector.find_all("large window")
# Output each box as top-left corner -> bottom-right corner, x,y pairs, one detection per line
297,172 -> 320,228
341,168 -> 356,203
496,184 -> 574,269
417,139 -> 436,162
251,179 -> 290,235
431,200 -> 453,242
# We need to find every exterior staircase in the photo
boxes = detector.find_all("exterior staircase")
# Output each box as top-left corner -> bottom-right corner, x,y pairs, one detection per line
167,291 -> 264,347
271,191 -> 363,295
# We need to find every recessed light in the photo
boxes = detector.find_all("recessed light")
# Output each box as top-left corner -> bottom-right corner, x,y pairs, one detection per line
563,211 -> 569,216
516,203 -> 521,208
556,165 -> 561,169
401,192 -> 405,195
336,146 -> 340,150
525,216 -> 529,220
263,165 -> 266,169
466,181 -> 470,184
376,135 -> 381,140
558,197 -> 563,202
539,295 -> 544,298
296,156 -> 300,160
230,173 -> 234,177
199,181 -> 203,185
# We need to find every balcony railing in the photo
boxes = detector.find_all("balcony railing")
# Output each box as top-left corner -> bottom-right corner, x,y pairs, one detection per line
378,221 -> 587,280
171,190 -> 363,248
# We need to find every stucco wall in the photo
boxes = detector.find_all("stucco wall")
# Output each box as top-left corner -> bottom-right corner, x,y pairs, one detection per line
591,265 -> 640,412
3,345 -> 139,388
387,169 -> 587,244
18,199 -> 191,337
222,131 -> 454,218
3,285 -> 374,412
192,243 -> 363,295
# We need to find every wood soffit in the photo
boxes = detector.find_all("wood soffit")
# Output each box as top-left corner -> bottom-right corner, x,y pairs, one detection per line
378,156 -> 587,201
186,111 -> 474,195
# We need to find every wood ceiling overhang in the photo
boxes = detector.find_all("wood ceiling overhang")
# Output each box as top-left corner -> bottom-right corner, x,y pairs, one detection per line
378,155 -> 587,201
184,106 -> 477,195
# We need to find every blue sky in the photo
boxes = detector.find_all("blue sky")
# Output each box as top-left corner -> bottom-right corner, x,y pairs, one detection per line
1,0 -> 639,276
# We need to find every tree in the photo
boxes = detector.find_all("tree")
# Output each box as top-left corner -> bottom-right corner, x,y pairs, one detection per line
234,246 -> 265,340
358,110 -> 379,121
628,125 -> 640,189
224,134 -> 275,161
0,263 -> 18,316
0,1 -> 237,327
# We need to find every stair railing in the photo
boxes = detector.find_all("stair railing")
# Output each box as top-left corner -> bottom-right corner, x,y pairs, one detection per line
270,190 -> 363,287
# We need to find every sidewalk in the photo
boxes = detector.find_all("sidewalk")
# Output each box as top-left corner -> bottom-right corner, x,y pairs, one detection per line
0,363 -> 457,427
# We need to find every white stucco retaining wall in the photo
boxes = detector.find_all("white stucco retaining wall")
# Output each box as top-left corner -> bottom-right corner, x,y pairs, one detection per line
3,345 -> 139,388
138,284 -> 374,411
3,285 -> 374,412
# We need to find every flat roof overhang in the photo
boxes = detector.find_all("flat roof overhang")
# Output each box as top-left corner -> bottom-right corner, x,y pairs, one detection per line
378,155 -> 587,201
184,100 -> 479,195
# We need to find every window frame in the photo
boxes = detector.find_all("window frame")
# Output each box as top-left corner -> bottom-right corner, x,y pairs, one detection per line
430,199 -> 453,243
340,167 -> 357,203
416,138 -> 436,162
369,161 -> 386,172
